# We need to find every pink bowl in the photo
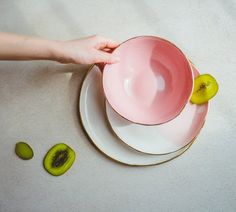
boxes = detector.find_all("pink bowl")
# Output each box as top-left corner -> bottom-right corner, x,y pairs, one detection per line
103,36 -> 193,125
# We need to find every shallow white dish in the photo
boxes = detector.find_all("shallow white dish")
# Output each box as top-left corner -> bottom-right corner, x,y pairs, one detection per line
79,66 -> 195,166
105,65 -> 208,155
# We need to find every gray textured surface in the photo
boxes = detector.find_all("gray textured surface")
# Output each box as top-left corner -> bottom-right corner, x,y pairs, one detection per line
0,0 -> 236,211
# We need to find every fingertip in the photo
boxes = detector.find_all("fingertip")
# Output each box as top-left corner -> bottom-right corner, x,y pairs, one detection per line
105,56 -> 120,64
95,51 -> 120,64
110,56 -> 120,63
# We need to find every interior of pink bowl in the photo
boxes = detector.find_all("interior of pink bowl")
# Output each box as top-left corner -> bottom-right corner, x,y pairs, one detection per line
103,36 -> 193,125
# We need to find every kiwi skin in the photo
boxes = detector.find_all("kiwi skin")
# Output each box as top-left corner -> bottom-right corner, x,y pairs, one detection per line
43,143 -> 76,176
15,142 -> 34,160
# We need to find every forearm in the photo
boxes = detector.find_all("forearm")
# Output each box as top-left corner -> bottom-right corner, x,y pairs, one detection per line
0,33 -> 119,64
0,32 -> 58,61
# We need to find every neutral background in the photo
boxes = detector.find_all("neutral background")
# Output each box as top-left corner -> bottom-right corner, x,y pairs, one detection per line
0,0 -> 235,211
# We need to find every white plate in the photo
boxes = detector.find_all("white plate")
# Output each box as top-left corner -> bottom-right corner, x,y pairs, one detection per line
79,66 -> 195,166
105,66 -> 208,155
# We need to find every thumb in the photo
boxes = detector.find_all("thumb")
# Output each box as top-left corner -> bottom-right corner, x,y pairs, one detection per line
94,51 -> 120,64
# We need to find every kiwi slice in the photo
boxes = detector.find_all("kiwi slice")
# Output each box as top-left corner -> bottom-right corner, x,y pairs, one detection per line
15,142 -> 34,160
190,74 -> 219,105
43,143 -> 76,176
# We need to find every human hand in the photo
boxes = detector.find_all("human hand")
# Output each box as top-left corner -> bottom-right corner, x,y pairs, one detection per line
53,35 -> 120,65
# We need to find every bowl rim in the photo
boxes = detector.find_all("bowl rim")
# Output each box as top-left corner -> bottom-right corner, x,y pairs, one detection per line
102,35 -> 194,126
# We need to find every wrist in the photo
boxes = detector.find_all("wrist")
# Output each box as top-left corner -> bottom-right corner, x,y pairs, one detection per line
49,40 -> 74,63
48,40 -> 63,62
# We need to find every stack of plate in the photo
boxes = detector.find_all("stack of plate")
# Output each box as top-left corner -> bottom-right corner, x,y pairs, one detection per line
79,65 -> 208,166
79,36 -> 209,166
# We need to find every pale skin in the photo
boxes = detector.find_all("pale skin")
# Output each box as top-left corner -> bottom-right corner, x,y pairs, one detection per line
0,32 -> 120,65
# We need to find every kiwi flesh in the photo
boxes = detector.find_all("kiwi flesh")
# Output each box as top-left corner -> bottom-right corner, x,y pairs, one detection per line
190,74 -> 219,105
15,142 -> 34,160
43,143 -> 75,176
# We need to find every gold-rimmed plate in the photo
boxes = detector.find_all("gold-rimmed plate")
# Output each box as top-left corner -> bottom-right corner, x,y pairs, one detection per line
79,65 -> 196,166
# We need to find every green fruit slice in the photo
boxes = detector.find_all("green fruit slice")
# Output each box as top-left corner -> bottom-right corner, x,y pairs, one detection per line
190,74 -> 219,105
43,143 -> 76,176
15,142 -> 34,160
